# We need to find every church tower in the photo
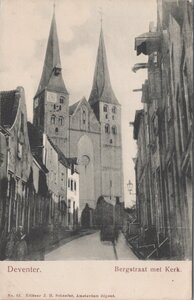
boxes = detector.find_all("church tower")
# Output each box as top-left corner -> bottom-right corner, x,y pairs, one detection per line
33,9 -> 69,154
88,28 -> 124,203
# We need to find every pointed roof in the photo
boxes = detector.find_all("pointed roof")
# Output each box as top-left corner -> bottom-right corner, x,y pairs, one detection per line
88,28 -> 119,106
34,11 -> 68,98
69,100 -> 80,116
0,89 -> 20,128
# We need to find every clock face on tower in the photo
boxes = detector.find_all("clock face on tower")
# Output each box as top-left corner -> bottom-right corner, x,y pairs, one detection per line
47,91 -> 57,103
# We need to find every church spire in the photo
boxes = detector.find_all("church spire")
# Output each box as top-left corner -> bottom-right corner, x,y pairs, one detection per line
35,9 -> 68,98
88,28 -> 119,106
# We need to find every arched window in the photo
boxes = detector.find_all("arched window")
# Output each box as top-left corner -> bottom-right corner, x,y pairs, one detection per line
105,124 -> 110,134
60,96 -> 65,104
103,105 -> 108,112
112,126 -> 117,135
58,116 -> 63,126
51,115 -> 56,124
83,110 -> 86,124
55,127 -> 59,133
112,106 -> 116,114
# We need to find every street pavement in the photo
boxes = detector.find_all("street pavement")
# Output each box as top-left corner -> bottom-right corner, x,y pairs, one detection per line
45,231 -> 138,260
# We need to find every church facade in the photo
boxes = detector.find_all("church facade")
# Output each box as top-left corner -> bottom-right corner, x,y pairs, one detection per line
33,12 -> 124,216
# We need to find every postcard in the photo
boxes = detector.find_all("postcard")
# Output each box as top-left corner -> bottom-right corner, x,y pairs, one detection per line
0,0 -> 192,299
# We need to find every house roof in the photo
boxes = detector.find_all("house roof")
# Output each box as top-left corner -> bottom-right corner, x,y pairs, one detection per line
69,97 -> 96,117
27,122 -> 48,173
88,28 -> 119,106
69,100 -> 80,116
0,89 -> 20,128
27,122 -> 43,149
47,135 -> 70,168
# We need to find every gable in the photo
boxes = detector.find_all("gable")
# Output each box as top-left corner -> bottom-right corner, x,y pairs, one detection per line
69,98 -> 100,133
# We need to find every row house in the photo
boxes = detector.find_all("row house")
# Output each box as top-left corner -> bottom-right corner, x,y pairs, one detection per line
0,86 -> 80,258
0,87 -> 48,248
42,135 -> 79,229
28,122 -> 80,229
132,0 -> 193,259
0,87 -> 49,260
0,87 -> 33,237
67,159 -> 79,229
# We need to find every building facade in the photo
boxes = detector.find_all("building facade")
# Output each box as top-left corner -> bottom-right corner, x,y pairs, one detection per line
0,9 -> 123,256
33,12 -> 124,215
133,0 -> 193,259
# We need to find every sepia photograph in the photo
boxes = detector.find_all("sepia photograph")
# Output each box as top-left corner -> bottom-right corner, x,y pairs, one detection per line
0,0 -> 192,267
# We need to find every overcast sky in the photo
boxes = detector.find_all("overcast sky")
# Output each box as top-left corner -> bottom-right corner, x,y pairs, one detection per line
0,0 -> 156,207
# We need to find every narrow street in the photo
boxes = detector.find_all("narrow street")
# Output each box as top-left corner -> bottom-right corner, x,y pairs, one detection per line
45,231 -> 138,260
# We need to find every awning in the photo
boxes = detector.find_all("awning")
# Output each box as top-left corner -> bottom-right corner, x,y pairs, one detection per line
135,32 -> 160,56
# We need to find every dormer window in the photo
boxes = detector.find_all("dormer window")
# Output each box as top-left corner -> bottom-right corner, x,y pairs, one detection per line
54,64 -> 62,76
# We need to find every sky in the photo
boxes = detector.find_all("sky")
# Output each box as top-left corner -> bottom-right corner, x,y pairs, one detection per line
0,0 -> 157,207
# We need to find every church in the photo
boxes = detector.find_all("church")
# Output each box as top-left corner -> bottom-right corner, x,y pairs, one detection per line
33,10 -> 124,219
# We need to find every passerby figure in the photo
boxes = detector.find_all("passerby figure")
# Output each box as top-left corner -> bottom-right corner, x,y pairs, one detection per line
114,226 -> 119,243
14,226 -> 28,261
5,227 -> 17,260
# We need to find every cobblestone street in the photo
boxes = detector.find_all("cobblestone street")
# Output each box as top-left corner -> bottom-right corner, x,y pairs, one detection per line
45,231 -> 138,260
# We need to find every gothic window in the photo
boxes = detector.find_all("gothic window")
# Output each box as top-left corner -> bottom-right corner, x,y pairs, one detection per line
68,199 -> 71,209
105,124 -> 110,134
51,115 -> 56,124
55,127 -> 59,133
60,96 -> 65,104
112,126 -> 117,135
83,110 -> 86,124
112,106 -> 116,114
103,105 -> 108,112
71,180 -> 73,191
61,173 -> 64,182
54,105 -> 61,111
58,116 -> 63,126
105,114 -> 108,119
